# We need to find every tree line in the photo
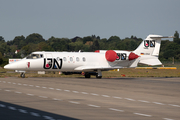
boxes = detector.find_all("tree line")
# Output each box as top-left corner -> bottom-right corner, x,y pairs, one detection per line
0,31 -> 180,66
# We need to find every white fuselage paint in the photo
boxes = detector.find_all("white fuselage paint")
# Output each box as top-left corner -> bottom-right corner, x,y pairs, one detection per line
5,51 -> 132,72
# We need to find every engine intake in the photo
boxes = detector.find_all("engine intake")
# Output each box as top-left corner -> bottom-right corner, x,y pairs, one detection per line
128,52 -> 139,60
105,50 -> 117,62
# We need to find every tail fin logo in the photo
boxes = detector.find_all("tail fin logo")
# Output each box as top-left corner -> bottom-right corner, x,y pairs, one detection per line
144,40 -> 149,47
144,40 -> 155,47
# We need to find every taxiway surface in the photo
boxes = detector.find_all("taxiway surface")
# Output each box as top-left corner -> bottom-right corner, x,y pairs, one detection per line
0,77 -> 180,120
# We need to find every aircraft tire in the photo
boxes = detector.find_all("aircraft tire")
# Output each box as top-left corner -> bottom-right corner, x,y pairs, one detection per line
85,73 -> 91,78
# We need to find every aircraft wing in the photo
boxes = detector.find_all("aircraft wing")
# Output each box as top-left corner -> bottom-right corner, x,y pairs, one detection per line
74,66 -> 123,71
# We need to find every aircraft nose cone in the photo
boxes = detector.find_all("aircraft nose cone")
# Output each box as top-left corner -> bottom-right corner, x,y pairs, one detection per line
4,64 -> 9,69
4,64 -> 16,70
128,52 -> 139,60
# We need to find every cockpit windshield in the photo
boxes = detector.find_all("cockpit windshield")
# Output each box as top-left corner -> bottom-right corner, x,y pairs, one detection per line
26,54 -> 43,59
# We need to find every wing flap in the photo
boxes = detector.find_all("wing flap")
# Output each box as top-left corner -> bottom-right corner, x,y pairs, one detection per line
74,66 -> 123,71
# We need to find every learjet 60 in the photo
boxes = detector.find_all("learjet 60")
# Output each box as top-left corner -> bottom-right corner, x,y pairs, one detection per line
4,34 -> 173,78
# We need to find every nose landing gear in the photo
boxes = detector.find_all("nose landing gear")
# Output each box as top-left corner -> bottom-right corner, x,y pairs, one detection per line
20,72 -> 25,78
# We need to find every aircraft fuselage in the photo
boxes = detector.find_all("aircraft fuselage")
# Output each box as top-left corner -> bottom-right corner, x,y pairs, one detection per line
6,51 -> 134,72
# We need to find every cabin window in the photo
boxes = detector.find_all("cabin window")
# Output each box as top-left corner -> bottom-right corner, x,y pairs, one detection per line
76,57 -> 79,62
26,54 -> 43,59
82,57 -> 86,62
63,57 -> 67,61
70,57 -> 73,61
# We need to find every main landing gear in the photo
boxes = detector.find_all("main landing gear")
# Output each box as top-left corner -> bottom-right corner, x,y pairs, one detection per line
96,70 -> 102,79
84,70 -> 102,79
85,73 -> 91,78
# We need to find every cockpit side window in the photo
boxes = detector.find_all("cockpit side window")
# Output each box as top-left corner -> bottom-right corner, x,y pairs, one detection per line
26,54 -> 43,59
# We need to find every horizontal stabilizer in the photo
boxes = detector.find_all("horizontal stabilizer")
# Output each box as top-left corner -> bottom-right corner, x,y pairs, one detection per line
139,58 -> 162,66
150,36 -> 174,39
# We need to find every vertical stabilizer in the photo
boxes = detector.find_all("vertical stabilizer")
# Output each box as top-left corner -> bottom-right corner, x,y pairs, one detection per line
133,35 -> 174,65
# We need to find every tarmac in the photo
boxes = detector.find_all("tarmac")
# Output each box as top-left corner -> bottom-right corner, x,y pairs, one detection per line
0,77 -> 180,120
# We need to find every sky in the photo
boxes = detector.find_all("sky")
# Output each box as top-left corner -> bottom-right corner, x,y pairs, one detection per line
0,0 -> 180,41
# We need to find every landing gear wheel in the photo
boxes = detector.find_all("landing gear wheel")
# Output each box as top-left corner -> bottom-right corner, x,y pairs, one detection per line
85,73 -> 91,78
96,70 -> 102,79
96,74 -> 102,79
20,73 -> 25,78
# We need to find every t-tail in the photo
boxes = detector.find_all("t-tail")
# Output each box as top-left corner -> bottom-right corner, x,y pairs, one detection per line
133,34 -> 174,66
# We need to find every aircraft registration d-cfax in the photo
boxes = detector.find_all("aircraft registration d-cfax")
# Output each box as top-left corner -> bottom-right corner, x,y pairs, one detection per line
4,34 -> 173,78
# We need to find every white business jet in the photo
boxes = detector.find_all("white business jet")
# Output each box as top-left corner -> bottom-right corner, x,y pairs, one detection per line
4,34 -> 173,78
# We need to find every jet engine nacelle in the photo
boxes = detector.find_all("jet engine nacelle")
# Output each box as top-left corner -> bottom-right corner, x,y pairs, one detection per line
104,50 -> 139,62
105,50 -> 117,62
